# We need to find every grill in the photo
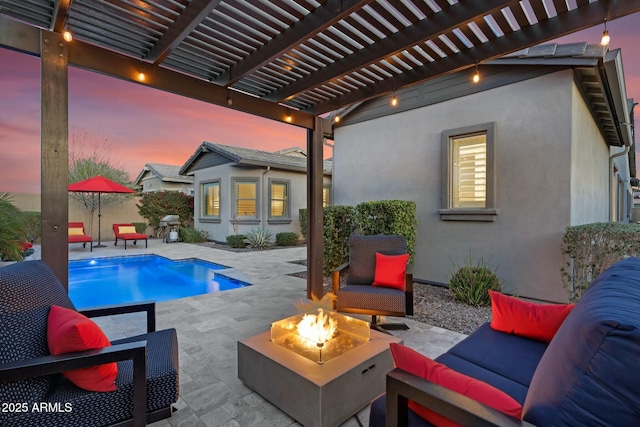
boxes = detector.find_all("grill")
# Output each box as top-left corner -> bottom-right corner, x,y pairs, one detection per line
160,215 -> 180,243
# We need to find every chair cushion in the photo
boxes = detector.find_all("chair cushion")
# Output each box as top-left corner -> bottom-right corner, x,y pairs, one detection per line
47,306 -> 117,392
0,261 -> 76,413
117,226 -> 137,234
336,285 -> 405,314
347,235 -> 407,286
390,343 -> 522,427
2,328 -> 179,427
373,253 -> 409,290
523,257 -> 640,426
489,291 -> 574,343
68,227 -> 85,236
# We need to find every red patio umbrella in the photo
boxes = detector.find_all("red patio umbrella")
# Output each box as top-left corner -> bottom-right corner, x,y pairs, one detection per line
68,176 -> 135,248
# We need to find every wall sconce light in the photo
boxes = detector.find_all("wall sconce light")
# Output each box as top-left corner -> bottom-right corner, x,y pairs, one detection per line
390,95 -> 398,107
601,19 -> 610,46
285,113 -> 292,123
472,62 -> 480,83
62,17 -> 73,42
137,68 -> 146,82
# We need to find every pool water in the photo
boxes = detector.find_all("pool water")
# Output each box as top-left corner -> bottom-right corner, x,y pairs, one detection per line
69,255 -> 250,309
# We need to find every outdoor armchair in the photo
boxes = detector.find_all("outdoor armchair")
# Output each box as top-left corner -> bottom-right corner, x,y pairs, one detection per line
68,222 -> 93,252
0,260 -> 179,427
332,235 -> 413,331
113,223 -> 148,249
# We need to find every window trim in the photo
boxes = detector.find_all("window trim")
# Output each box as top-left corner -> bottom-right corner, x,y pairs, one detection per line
199,179 -> 221,223
440,122 -> 498,222
267,178 -> 292,224
231,177 -> 260,223
323,184 -> 332,207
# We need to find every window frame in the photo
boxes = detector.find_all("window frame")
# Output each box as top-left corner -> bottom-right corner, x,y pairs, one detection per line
323,185 -> 332,207
440,122 -> 498,222
232,177 -> 260,224
268,178 -> 292,224
200,179 -> 221,223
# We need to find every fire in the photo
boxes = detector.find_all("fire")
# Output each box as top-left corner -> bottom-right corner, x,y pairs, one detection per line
296,308 -> 337,346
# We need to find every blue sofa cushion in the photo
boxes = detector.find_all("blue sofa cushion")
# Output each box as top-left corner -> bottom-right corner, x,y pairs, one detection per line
0,261 -> 76,411
523,257 -> 640,425
444,323 -> 547,388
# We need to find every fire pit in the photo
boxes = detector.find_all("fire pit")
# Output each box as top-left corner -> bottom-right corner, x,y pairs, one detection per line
271,310 -> 370,364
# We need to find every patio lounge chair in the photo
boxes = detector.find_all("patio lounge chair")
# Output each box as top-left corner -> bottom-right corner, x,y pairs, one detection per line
0,260 -> 179,427
332,235 -> 413,331
113,223 -> 148,249
68,221 -> 92,252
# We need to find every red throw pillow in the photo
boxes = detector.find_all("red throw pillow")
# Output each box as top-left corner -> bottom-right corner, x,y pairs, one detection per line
390,343 -> 522,426
372,252 -> 409,291
47,305 -> 118,392
489,290 -> 574,343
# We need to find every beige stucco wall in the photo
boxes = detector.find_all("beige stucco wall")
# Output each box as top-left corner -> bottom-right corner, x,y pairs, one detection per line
333,70 -> 607,302
192,164 -> 329,242
10,193 -> 147,242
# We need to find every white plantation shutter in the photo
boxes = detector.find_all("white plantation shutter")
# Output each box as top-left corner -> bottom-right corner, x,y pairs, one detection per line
236,181 -> 257,216
270,182 -> 288,217
203,182 -> 220,217
452,133 -> 487,208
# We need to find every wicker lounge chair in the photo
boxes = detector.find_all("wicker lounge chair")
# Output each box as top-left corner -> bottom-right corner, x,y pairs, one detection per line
68,222 -> 92,252
332,235 -> 413,331
113,223 -> 148,249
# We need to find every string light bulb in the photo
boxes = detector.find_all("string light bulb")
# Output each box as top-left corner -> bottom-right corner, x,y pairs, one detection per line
472,62 -> 480,83
601,19 -> 610,46
62,18 -> 73,42
334,115 -> 340,123
391,95 -> 398,107
138,71 -> 146,82
285,114 -> 292,123
227,91 -> 233,106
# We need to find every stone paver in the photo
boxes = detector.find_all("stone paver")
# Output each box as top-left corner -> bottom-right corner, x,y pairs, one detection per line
29,239 -> 467,426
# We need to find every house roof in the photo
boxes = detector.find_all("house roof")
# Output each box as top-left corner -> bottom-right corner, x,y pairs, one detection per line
2,1 -> 638,124
336,42 -> 635,148
133,163 -> 195,187
180,142 -> 332,175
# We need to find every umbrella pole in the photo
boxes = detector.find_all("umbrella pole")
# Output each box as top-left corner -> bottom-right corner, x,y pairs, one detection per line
94,193 -> 106,248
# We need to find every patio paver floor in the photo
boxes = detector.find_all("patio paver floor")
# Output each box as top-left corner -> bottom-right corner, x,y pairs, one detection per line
28,239 -> 467,426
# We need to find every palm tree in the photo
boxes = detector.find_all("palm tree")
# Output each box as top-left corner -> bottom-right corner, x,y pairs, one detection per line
0,192 -> 27,261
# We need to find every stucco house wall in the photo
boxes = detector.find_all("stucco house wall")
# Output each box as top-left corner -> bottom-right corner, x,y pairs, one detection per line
137,175 -> 193,194
334,70 -> 614,302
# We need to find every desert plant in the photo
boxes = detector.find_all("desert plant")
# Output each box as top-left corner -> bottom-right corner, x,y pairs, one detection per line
179,227 -> 208,243
133,222 -> 147,234
561,222 -> 640,301
226,234 -> 246,248
0,192 -> 28,261
22,211 -> 41,243
244,227 -> 273,249
449,255 -> 502,307
275,232 -> 299,246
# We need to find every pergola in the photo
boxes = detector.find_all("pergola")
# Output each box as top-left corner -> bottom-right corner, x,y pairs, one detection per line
1,0 -> 639,296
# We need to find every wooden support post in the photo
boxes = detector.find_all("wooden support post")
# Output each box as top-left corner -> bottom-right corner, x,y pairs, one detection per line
40,30 -> 69,289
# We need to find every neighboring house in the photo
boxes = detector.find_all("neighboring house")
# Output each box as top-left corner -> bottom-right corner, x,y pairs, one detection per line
180,142 -> 332,242
133,163 -> 195,195
331,42 -> 636,303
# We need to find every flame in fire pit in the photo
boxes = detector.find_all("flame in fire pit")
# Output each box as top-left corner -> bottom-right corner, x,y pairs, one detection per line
296,309 -> 337,346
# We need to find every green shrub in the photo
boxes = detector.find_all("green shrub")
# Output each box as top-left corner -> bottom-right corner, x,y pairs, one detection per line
355,200 -> 417,263
22,211 -> 41,243
133,222 -> 147,234
561,222 -> 640,301
226,234 -> 246,248
323,205 -> 356,275
449,255 -> 502,307
245,227 -> 273,249
299,208 -> 308,240
275,232 -> 299,246
179,227 -> 208,243
137,191 -> 194,237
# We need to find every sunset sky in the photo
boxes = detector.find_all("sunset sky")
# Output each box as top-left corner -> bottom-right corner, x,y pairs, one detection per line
1,14 -> 638,194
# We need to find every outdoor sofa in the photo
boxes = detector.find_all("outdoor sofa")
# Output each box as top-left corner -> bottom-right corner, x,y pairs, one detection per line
0,260 -> 179,427
372,256 -> 640,426
113,223 -> 148,249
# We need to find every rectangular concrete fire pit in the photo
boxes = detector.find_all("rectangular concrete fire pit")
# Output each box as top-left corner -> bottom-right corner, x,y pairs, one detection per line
237,328 -> 402,427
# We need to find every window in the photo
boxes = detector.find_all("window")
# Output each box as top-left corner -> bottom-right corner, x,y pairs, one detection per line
440,122 -> 497,221
323,185 -> 332,207
269,179 -> 290,222
233,178 -> 259,220
201,180 -> 220,220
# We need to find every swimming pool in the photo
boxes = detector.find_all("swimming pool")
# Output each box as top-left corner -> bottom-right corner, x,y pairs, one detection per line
69,255 -> 250,309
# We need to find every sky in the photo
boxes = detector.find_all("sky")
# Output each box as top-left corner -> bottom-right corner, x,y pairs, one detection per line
0,14 -> 638,194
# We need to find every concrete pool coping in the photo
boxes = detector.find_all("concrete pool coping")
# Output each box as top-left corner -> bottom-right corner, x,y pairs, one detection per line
24,239 -> 467,426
